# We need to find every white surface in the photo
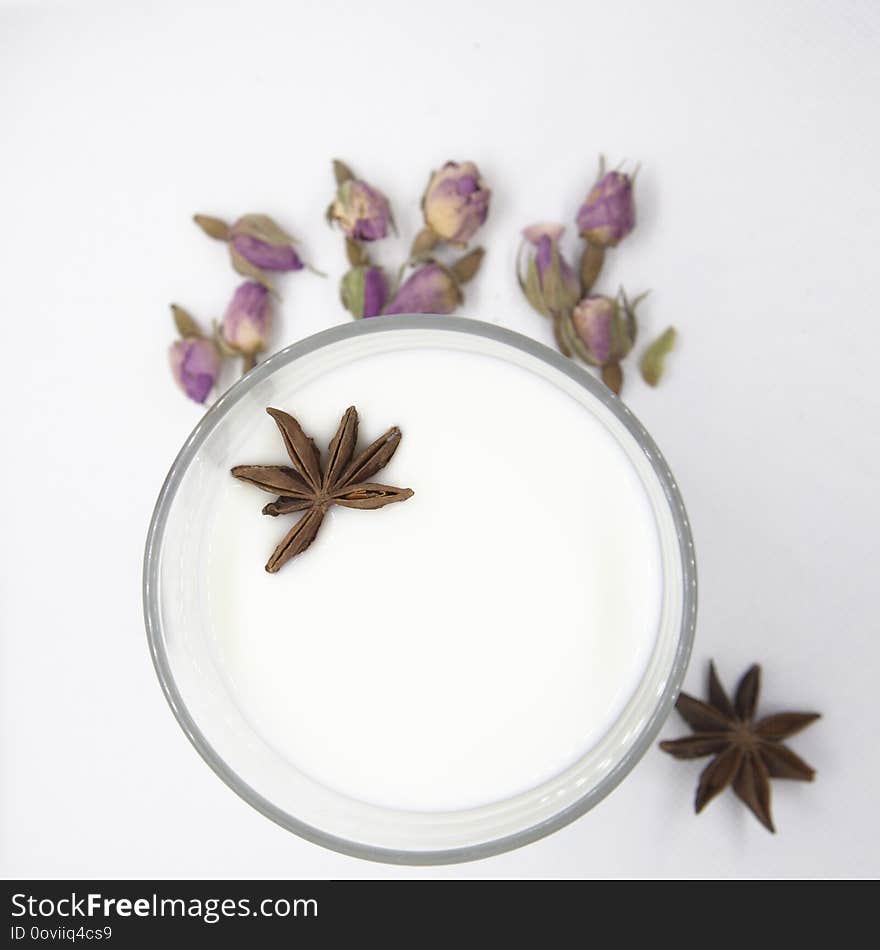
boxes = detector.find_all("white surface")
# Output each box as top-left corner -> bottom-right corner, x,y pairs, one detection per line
0,0 -> 877,878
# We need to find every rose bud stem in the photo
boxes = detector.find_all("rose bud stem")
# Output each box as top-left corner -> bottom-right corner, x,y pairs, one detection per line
410,227 -> 439,258
241,353 -> 257,374
580,242 -> 605,293
346,238 -> 371,267
602,362 -> 623,395
450,247 -> 485,284
193,214 -> 230,241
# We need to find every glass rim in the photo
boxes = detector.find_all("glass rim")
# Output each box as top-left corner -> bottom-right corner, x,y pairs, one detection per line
143,314 -> 697,865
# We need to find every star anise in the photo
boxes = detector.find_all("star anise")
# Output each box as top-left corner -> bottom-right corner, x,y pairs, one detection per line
659,662 -> 820,832
231,406 -> 413,573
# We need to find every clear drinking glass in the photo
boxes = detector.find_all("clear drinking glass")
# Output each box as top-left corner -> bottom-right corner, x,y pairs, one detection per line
143,315 -> 697,864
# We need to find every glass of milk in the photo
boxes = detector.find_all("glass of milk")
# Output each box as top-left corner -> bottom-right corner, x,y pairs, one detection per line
144,315 -> 696,863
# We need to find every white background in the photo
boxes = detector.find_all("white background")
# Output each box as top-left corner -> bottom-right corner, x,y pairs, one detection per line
1,0 -> 878,879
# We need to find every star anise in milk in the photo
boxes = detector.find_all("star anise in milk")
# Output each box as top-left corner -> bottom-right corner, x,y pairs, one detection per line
232,406 -> 413,573
660,662 -> 820,832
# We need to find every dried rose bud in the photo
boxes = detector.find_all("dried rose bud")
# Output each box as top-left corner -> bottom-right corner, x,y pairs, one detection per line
169,337 -> 221,405
571,293 -> 638,366
229,231 -> 305,271
328,171 -> 393,242
383,263 -> 462,315
194,213 -> 308,291
421,161 -> 491,245
220,281 -> 271,357
576,170 -> 635,248
340,266 -> 390,319
518,223 -> 581,319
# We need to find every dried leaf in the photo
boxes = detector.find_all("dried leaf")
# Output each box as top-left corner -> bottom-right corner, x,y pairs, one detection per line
230,246 -> 275,294
566,316 -> 596,365
522,254 -> 550,318
171,304 -> 201,339
617,288 -> 641,351
558,312 -> 583,355
235,213 -> 295,246
213,322 -> 239,357
333,159 -> 355,185
193,214 -> 230,241
602,362 -> 623,395
410,227 -> 438,258
265,408 -> 322,490
539,243 -> 566,317
450,247 -> 485,284
640,326 -> 676,386
552,314 -> 573,358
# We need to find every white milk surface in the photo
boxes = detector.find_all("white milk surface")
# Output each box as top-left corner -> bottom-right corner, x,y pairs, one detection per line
205,346 -> 662,812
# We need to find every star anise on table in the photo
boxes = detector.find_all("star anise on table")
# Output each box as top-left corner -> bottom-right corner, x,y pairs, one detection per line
659,662 -> 820,832
231,406 -> 413,573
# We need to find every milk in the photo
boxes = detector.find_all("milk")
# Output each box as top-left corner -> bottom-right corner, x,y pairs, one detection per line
204,345 -> 662,812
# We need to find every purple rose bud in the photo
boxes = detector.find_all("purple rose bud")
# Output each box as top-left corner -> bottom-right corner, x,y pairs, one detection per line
423,161 -> 491,244
383,263 -> 462,315
571,293 -> 636,366
220,281 -> 271,355
519,223 -> 581,318
329,179 -> 393,242
229,233 -> 303,272
340,266 -> 390,319
221,214 -> 307,290
576,171 -> 635,247
169,337 -> 221,404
